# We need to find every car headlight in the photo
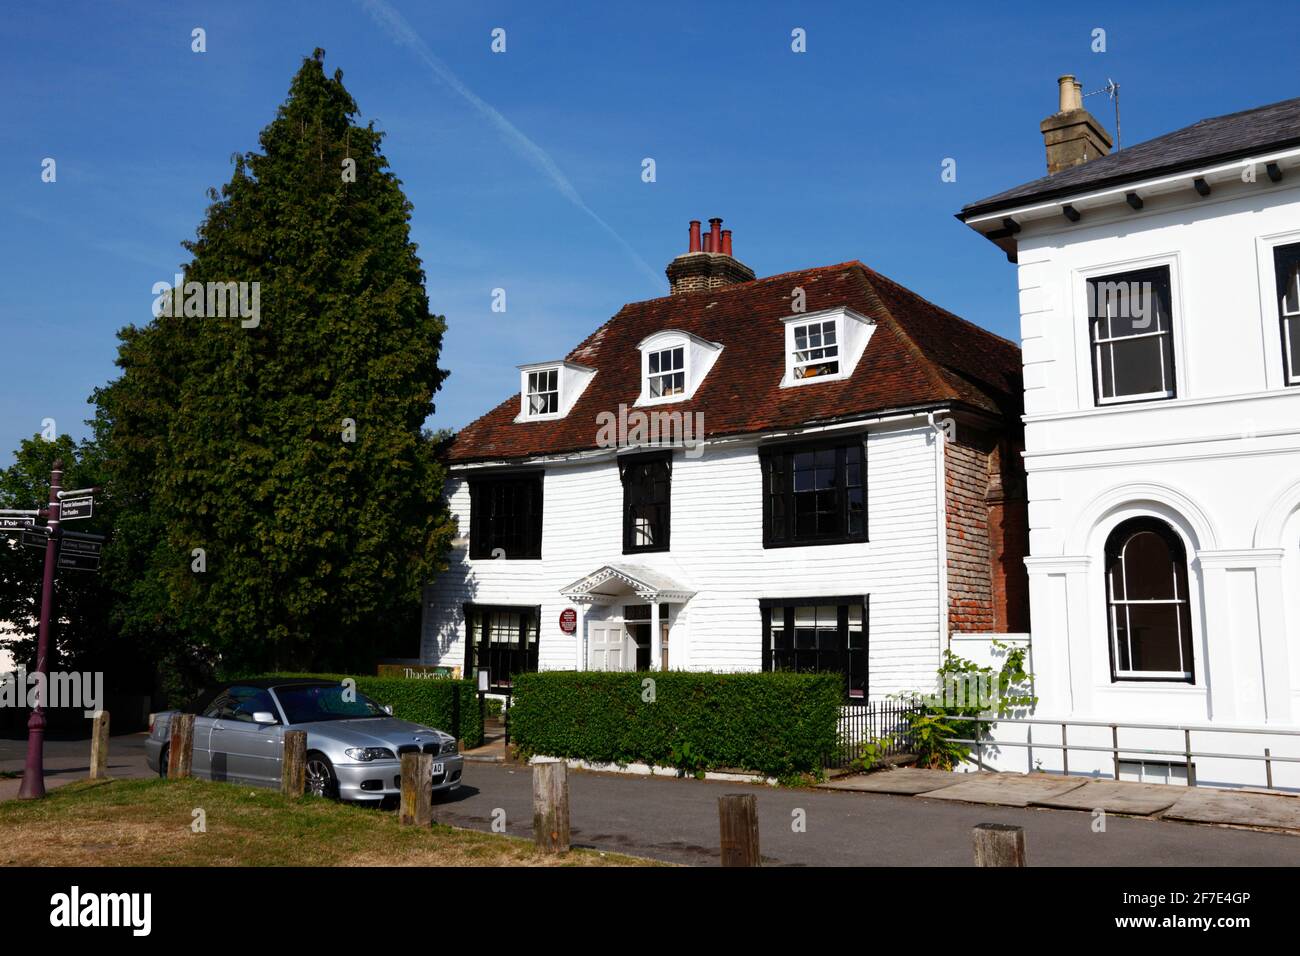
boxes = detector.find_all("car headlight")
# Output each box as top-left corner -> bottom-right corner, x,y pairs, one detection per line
440,739 -> 458,755
344,747 -> 396,762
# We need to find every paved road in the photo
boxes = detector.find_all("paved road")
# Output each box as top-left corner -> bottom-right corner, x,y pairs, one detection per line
435,762 -> 1300,866
0,732 -> 152,800
5,739 -> 1298,865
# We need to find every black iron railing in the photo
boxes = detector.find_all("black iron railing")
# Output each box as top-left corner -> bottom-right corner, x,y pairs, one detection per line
824,697 -> 922,769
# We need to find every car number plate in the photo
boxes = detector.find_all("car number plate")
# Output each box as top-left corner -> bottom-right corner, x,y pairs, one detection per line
431,762 -> 444,775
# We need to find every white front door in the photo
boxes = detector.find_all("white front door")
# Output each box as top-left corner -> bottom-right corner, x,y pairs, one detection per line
588,624 -> 628,671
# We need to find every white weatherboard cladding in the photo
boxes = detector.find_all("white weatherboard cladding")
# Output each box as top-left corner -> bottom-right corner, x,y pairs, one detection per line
996,173 -> 1300,788
421,424 -> 942,699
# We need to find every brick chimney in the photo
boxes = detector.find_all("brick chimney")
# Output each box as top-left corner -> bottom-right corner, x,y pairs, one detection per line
665,218 -> 756,294
1040,74 -> 1113,175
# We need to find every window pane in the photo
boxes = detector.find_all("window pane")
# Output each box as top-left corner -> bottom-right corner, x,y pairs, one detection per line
1090,268 -> 1175,401
1113,607 -> 1132,672
793,453 -> 814,491
1287,317 -> 1300,381
847,487 -> 864,534
1121,530 -> 1180,600
1126,605 -> 1185,672
1277,248 -> 1300,315
1104,336 -> 1169,398
1105,518 -> 1193,679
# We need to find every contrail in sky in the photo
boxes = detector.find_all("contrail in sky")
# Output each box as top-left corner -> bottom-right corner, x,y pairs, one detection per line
357,0 -> 662,290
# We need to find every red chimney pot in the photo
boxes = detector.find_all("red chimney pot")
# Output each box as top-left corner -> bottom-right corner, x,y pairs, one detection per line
721,229 -> 733,257
709,218 -> 723,255
688,220 -> 701,253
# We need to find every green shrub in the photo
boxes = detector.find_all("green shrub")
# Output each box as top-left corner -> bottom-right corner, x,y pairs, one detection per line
227,672 -> 483,748
509,671 -> 841,778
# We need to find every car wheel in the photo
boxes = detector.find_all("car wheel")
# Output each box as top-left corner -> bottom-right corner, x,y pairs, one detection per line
305,752 -> 339,799
158,745 -> 169,779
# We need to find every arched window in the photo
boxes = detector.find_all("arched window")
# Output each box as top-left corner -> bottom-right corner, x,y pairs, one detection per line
1105,518 -> 1195,682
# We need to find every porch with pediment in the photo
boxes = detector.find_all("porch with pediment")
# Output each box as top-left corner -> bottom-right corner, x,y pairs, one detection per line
560,564 -> 695,671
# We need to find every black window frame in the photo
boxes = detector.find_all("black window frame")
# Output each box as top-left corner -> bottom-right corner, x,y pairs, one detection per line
462,603 -> 541,692
619,451 -> 672,554
1103,517 -> 1196,684
1087,265 -> 1178,407
760,595 -> 869,700
759,434 -> 868,548
1274,242 -> 1300,386
468,471 -> 543,560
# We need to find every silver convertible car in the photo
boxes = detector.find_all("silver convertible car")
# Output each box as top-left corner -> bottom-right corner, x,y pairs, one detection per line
145,678 -> 464,803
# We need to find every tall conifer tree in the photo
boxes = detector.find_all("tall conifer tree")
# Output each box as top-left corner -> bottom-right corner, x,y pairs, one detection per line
94,50 -> 455,672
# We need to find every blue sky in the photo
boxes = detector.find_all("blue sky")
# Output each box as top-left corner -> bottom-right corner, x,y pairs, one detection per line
2,1 -> 1298,466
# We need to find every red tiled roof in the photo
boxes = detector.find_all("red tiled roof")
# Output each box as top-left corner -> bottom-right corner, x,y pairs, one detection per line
446,261 -> 1022,463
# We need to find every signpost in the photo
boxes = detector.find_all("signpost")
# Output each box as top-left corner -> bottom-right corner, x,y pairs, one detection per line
57,495 -> 94,520
12,471 -> 103,800
58,552 -> 101,572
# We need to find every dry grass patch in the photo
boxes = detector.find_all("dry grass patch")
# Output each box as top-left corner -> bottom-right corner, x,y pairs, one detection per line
0,778 -> 661,867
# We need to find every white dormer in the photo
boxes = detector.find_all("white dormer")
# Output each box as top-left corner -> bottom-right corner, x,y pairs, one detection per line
516,360 -> 596,422
780,307 -> 875,387
635,330 -> 723,406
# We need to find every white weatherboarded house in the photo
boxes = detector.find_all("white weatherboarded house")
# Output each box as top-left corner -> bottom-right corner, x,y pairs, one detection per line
422,220 -> 1028,704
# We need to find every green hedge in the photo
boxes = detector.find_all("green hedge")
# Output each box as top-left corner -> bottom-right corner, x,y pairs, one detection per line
510,671 -> 841,778
232,672 -> 483,748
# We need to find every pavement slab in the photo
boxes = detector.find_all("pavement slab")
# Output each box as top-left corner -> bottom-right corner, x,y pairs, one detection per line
1032,780 -> 1183,815
1163,786 -> 1300,830
817,767 -> 975,795
920,772 -> 1087,807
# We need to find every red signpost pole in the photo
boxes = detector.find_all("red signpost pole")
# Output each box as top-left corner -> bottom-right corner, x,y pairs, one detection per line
17,458 -> 62,800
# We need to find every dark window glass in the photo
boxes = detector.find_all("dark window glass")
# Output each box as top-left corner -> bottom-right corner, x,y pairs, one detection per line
464,605 -> 539,691
763,598 -> 867,699
1105,518 -> 1195,682
621,453 -> 671,553
648,347 -> 685,398
1275,243 -> 1300,385
1088,266 -> 1176,403
761,437 -> 867,547
527,368 -> 559,415
469,474 -> 543,559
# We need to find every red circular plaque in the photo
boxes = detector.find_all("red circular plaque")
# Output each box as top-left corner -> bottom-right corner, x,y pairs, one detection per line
559,608 -> 578,634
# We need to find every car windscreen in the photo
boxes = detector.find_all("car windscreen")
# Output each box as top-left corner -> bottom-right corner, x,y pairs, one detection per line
273,684 -> 387,724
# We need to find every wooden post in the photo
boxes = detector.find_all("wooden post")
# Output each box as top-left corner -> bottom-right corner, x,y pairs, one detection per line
451,688 -> 462,752
88,711 -> 110,780
718,793 -> 761,867
167,713 -> 195,780
399,753 -> 434,826
281,730 -> 307,798
532,758 -> 570,853
972,823 -> 1026,867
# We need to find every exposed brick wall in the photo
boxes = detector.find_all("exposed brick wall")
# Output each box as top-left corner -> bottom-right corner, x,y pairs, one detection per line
945,425 -> 1029,635
946,434 -> 996,633
987,438 -> 1030,633
665,252 -> 756,294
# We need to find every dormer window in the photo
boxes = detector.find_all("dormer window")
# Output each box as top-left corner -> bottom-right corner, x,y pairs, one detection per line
526,368 -> 559,415
781,308 -> 875,387
636,331 -> 722,406
648,346 -> 685,398
792,320 -> 839,379
516,360 -> 596,422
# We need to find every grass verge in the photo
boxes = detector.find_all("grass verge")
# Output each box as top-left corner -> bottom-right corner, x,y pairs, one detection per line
0,777 -> 661,867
